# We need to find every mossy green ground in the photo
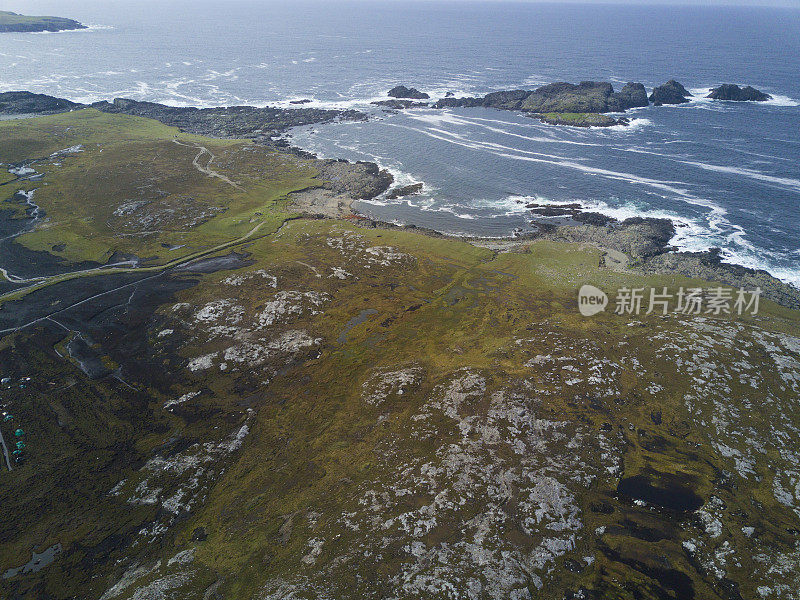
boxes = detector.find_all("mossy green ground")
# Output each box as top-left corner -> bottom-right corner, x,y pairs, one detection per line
0,110 -> 318,266
1,112 -> 800,600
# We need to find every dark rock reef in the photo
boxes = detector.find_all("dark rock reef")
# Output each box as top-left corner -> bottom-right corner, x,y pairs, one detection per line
649,80 -> 692,106
0,10 -> 86,33
388,85 -> 430,100
536,215 -> 677,261
640,247 -> 799,309
371,99 -> 429,110
386,182 -> 424,199
93,98 -> 367,141
0,91 -> 84,115
434,81 -> 649,113
707,84 -> 772,102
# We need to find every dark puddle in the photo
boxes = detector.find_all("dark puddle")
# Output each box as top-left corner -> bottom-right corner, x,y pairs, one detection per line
2,543 -> 62,579
618,474 -> 704,513
337,309 -> 378,344
66,336 -> 111,379
175,251 -> 253,274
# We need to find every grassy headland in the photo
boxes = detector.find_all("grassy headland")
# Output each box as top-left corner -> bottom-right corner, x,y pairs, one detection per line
0,10 -> 86,33
1,110 -> 799,600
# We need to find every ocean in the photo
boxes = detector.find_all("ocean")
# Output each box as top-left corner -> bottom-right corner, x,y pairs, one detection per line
1,0 -> 799,284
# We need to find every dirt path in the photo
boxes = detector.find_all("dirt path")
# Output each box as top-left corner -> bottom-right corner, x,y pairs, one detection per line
0,221 -> 269,333
172,138 -> 243,190
0,425 -> 12,472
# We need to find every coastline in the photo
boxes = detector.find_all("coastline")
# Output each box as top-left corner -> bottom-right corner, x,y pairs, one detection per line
1,90 -> 797,309
3,77 -> 800,599
0,11 -> 86,34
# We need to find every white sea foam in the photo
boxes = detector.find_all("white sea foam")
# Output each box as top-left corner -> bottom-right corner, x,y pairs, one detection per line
678,160 -> 800,193
391,122 -> 704,204
28,24 -> 114,35
762,94 -> 800,107
689,86 -> 799,108
513,194 -> 799,287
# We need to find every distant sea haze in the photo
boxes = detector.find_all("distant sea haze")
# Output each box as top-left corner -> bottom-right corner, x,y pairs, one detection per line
1,0 -> 799,285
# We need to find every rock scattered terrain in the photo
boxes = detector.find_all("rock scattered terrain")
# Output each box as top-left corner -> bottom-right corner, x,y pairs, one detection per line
93,98 -> 367,141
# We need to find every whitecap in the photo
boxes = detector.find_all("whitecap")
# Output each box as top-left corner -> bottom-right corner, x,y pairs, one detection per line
689,86 -> 799,108
678,160 -> 800,194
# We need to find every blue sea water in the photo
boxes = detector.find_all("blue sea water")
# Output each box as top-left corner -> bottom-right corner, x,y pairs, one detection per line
1,0 -> 799,284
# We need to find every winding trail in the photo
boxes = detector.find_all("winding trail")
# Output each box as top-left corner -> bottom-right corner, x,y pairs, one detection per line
0,261 -> 138,285
172,138 -> 243,190
0,220 -> 271,335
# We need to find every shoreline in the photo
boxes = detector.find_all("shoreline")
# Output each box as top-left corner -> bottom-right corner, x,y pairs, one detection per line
286,182 -> 800,309
2,91 -> 797,308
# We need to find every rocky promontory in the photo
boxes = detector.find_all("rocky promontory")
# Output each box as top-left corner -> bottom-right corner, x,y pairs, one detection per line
92,98 -> 367,141
648,80 -> 692,105
434,81 -> 649,113
388,86 -> 429,100
0,93 -> 367,140
0,91 -> 84,115
0,10 -> 86,33
528,204 -> 800,308
707,84 -> 772,102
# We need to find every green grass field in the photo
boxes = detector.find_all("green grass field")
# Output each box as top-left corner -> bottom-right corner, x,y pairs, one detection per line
0,110 -> 319,266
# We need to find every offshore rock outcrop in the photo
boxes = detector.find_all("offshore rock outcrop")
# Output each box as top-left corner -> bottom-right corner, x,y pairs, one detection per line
649,80 -> 692,105
707,84 -> 772,102
434,81 -> 649,113
387,85 -> 430,100
386,182 -> 423,199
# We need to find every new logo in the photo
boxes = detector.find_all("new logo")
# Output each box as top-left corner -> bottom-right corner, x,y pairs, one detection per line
578,285 -> 608,316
